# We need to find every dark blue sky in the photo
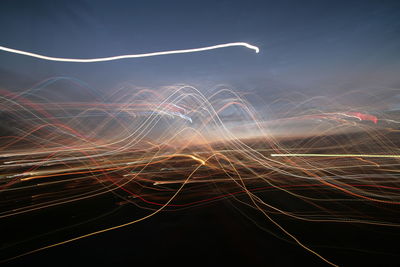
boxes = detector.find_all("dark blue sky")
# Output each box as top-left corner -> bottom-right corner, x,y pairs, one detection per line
1,0 -> 399,102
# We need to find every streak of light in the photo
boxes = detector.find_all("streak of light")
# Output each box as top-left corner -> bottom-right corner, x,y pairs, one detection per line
189,155 -> 206,165
271,153 -> 400,158
0,42 -> 259,62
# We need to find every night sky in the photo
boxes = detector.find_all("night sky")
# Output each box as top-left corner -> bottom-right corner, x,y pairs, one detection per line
1,0 -> 399,103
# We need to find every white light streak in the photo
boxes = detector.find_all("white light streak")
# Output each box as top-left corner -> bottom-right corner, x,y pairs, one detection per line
271,153 -> 400,158
0,42 -> 259,63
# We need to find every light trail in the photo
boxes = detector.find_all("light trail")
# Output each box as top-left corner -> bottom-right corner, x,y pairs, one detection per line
0,42 -> 259,63
271,154 -> 400,158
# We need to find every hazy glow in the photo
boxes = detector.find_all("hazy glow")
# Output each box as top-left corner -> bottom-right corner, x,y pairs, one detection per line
0,42 -> 259,63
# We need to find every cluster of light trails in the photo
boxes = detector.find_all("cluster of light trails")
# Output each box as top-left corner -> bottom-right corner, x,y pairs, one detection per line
0,60 -> 400,266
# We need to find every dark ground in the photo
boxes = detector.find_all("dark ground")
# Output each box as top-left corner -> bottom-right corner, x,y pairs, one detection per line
1,187 -> 399,267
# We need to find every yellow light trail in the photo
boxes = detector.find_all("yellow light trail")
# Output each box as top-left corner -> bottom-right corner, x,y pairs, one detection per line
189,154 -> 206,165
0,42 -> 259,63
271,153 -> 400,158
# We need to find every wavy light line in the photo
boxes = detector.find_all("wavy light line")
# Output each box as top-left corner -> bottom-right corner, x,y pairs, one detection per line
0,42 -> 259,63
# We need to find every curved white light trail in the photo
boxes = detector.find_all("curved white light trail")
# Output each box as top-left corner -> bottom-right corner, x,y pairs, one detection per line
0,42 -> 259,63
